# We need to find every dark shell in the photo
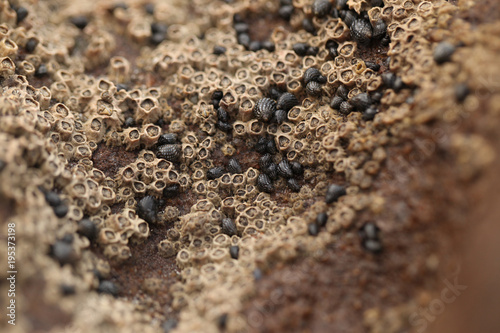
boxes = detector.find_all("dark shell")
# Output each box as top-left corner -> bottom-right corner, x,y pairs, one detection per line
156,144 -> 182,162
308,223 -> 319,236
277,159 -> 293,178
365,61 -> 380,72
259,153 -> 274,170
265,163 -> 279,180
331,95 -> 344,109
229,245 -> 239,259
255,137 -> 269,154
77,218 -> 98,241
257,173 -> 274,193
137,195 -> 158,223
151,33 -> 166,45
313,0 -> 332,18
362,107 -> 378,121
350,92 -> 372,111
326,40 -> 339,59
339,101 -> 354,115
455,83 -> 470,102
302,18 -> 316,34
304,67 -> 326,84
293,42 -> 309,56
325,184 -> 346,203
279,5 -> 294,20
45,191 -> 62,207
212,90 -> 223,100
97,280 -> 119,296
52,240 -> 75,265
360,222 -> 380,239
351,19 -> 372,45
158,133 -> 177,145
316,212 -> 328,227
249,40 -> 262,52
336,84 -> 349,99
286,178 -> 301,192
393,76 -> 404,92
237,33 -> 251,48
217,107 -> 229,123
268,86 -> 282,100
433,42 -> 456,64
363,239 -> 383,253
262,41 -> 275,52
275,109 -> 288,125
336,0 -> 348,10
25,38 -> 38,53
70,16 -> 88,30
291,161 -> 304,176
234,22 -> 249,34
213,45 -> 226,55
216,121 -> 233,132
207,166 -> 225,180
222,218 -> 238,236
54,204 -> 69,218
381,72 -> 396,88
151,22 -> 168,34
163,183 -> 180,198
371,19 -> 387,40
371,91 -> 383,102
340,10 -> 357,28
266,139 -> 278,154
306,81 -> 322,96
228,158 -> 243,174
306,46 -> 319,56
253,98 -> 277,122
277,92 -> 299,112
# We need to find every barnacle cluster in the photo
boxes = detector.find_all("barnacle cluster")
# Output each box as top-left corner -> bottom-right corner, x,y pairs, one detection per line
0,0 -> 499,332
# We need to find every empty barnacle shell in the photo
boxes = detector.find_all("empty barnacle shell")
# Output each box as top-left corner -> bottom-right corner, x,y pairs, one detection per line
304,67 -> 326,84
277,159 -> 293,178
253,98 -> 277,122
257,173 -> 274,193
228,158 -> 243,174
351,19 -> 373,45
306,81 -> 323,96
286,178 -> 301,192
276,92 -> 299,112
222,218 -> 238,236
312,0 -> 332,18
156,144 -> 182,162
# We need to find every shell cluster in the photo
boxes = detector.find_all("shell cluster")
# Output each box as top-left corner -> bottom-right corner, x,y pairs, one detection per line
0,0 -> 498,332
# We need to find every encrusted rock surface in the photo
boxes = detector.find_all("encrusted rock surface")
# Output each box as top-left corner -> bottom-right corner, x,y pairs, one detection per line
0,0 -> 499,332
